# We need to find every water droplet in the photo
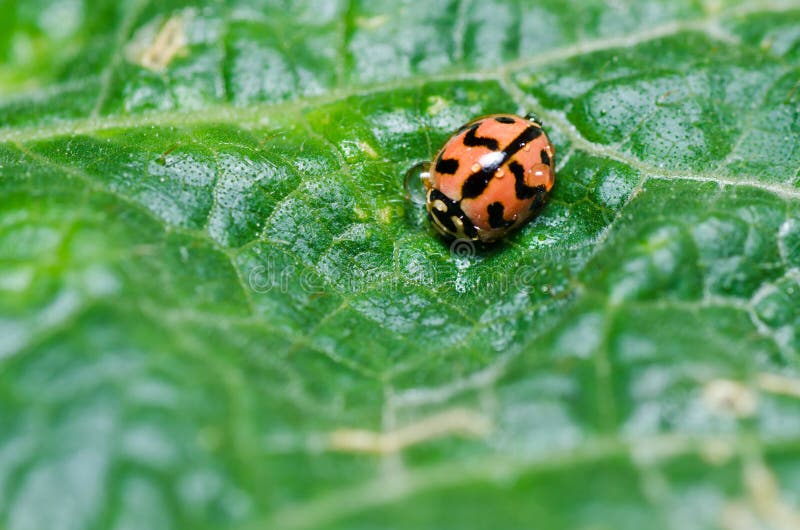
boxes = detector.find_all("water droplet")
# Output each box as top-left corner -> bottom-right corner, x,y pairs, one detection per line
403,161 -> 430,206
526,163 -> 551,187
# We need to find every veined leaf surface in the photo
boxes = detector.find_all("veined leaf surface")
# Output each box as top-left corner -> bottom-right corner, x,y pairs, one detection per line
1,1 -> 800,529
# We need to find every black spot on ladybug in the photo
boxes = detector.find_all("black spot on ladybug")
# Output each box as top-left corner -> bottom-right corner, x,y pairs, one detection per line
504,126 -> 542,161
487,202 -> 514,229
540,149 -> 550,166
435,155 -> 459,174
463,123 -> 499,150
428,189 -> 478,239
461,126 -> 543,200
494,116 -> 516,124
509,161 -> 546,201
461,168 -> 495,200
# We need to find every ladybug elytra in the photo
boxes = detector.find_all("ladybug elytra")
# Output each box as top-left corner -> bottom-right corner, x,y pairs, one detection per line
424,113 -> 555,242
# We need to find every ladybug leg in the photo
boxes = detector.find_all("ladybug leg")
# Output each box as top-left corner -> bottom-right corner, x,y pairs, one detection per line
528,188 -> 548,212
524,112 -> 544,128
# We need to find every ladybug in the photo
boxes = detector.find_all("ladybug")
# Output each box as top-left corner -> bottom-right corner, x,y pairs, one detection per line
424,113 -> 555,242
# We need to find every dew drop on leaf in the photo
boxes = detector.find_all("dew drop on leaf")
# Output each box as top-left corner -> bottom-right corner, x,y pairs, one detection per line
403,161 -> 430,205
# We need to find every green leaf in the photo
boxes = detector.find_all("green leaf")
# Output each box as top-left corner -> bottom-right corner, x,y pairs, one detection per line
2,1 -> 800,529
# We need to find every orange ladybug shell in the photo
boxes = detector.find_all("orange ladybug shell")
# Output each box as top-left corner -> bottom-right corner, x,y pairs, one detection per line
425,114 -> 555,242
